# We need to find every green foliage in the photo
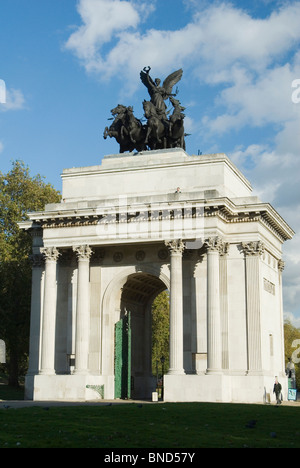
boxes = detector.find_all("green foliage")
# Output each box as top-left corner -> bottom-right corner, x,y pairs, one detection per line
0,161 -> 60,256
0,161 -> 60,385
151,290 -> 169,375
284,320 -> 300,389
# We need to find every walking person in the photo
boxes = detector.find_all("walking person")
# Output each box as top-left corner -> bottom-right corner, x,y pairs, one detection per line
273,377 -> 282,405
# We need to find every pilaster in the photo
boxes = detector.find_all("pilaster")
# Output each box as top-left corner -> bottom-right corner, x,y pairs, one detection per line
241,241 -> 265,375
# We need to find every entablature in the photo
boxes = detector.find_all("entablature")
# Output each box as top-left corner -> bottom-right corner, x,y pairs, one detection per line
21,196 -> 294,243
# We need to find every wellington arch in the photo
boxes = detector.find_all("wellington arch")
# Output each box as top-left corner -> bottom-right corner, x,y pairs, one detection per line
20,149 -> 294,403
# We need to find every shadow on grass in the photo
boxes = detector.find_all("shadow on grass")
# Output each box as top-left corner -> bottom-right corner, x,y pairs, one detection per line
0,384 -> 24,401
0,402 -> 300,448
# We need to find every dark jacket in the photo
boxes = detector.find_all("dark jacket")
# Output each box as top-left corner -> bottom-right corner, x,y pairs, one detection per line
273,382 -> 282,394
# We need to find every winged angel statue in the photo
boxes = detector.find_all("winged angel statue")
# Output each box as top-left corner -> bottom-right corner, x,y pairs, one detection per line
104,67 -> 186,152
140,67 -> 183,121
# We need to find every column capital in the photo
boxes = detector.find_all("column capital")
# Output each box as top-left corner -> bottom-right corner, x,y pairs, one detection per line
241,240 -> 265,256
278,259 -> 285,272
165,239 -> 185,254
41,246 -> 60,262
73,245 -> 93,260
204,236 -> 226,254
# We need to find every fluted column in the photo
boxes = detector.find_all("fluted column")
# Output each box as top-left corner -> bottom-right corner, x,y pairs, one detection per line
165,239 -> 185,375
73,245 -> 93,375
40,247 -> 60,375
204,237 -> 223,374
242,241 -> 265,374
220,242 -> 229,370
27,253 -> 44,376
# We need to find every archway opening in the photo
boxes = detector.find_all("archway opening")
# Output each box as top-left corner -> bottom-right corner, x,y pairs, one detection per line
118,272 -> 169,399
151,291 -> 169,396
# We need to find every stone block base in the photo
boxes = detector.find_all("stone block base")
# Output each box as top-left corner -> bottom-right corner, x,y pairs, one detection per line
164,373 -> 288,404
25,374 -> 114,401
25,372 -> 288,404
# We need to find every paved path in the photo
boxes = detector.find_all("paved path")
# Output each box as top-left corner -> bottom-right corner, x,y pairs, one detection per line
0,399 -> 156,409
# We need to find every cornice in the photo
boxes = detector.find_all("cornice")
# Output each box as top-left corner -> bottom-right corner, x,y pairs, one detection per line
21,197 -> 294,243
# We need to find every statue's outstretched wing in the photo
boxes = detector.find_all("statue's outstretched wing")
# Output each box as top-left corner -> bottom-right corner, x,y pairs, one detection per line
163,69 -> 183,95
140,67 -> 155,93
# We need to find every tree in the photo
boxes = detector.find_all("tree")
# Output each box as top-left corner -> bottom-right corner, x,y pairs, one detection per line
0,161 -> 60,386
151,290 -> 169,375
284,320 -> 300,389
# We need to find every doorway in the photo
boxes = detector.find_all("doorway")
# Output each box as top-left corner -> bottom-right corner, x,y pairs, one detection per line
115,272 -> 167,399
114,312 -> 131,399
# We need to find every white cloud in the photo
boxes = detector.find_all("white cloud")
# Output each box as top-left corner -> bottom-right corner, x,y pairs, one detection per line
0,141 -> 3,153
229,127 -> 300,324
65,0 -> 143,75
65,0 -> 300,323
65,1 -> 300,85
0,88 -> 25,112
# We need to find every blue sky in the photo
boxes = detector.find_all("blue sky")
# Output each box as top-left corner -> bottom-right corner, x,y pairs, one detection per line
0,0 -> 300,324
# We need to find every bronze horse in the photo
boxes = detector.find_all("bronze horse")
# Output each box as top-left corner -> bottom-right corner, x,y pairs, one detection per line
142,100 -> 168,150
168,97 -> 186,150
104,104 -> 147,153
125,106 -> 147,152
103,105 -> 134,153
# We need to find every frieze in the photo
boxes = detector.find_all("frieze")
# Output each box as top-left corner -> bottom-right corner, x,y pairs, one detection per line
59,249 -> 75,266
113,252 -> 123,263
135,250 -> 146,261
158,248 -> 169,260
91,248 -> 105,263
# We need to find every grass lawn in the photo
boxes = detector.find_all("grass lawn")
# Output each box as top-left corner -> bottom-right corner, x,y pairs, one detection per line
0,399 -> 300,448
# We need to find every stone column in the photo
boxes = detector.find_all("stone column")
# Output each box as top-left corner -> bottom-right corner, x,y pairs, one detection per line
242,241 -> 265,374
40,247 -> 60,375
204,237 -> 223,374
73,245 -> 93,375
27,253 -> 44,376
220,242 -> 229,370
165,239 -> 185,375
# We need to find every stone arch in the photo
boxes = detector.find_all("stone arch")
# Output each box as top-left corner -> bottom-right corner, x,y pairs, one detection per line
101,264 -> 170,397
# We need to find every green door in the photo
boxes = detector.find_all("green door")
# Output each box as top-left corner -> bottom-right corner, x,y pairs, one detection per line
114,312 -> 131,399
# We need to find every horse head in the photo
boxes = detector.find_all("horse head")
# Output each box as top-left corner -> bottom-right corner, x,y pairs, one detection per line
111,104 -> 127,118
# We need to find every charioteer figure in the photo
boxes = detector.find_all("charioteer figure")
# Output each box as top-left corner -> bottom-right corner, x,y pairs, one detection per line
103,66 -> 186,152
